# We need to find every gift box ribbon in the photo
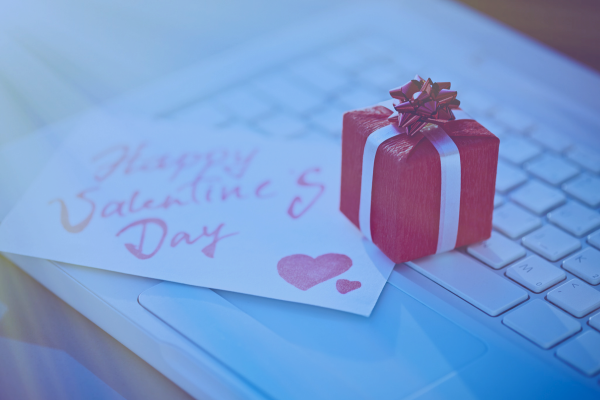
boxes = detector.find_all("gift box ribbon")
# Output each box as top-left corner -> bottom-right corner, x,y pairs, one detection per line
358,100 -> 473,254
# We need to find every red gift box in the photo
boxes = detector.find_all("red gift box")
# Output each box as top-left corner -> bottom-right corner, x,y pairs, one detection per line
340,103 -> 499,264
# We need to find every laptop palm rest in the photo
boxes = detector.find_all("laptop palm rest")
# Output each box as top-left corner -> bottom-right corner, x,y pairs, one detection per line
139,281 -> 486,399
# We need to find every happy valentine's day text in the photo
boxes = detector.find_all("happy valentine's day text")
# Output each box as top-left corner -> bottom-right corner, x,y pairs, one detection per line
50,141 -> 325,260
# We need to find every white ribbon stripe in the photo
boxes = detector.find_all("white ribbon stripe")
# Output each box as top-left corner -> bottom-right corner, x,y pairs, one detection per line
359,124 -> 400,242
358,103 -> 468,254
421,125 -> 461,253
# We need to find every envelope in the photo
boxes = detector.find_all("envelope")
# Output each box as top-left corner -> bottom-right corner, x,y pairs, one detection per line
0,115 -> 394,315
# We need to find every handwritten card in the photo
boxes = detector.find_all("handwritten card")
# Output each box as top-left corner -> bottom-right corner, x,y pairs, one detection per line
0,116 -> 394,315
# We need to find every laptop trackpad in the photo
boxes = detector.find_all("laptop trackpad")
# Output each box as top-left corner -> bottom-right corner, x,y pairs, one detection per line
139,281 -> 486,399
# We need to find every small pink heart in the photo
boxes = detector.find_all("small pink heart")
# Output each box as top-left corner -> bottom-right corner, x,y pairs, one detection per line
277,253 -> 352,291
336,279 -> 361,294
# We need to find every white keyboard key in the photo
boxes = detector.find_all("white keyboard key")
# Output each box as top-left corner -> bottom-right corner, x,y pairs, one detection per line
460,91 -> 497,115
467,231 -> 526,269
509,180 -> 566,215
494,107 -> 536,132
499,136 -> 542,164
506,255 -> 565,293
386,48 -> 426,76
357,63 -> 402,91
288,57 -> 349,93
407,251 -> 528,316
493,203 -> 542,239
529,128 -> 572,153
556,331 -> 600,376
563,248 -> 600,285
336,86 -> 382,110
256,113 -> 306,138
563,174 -> 600,208
548,279 -> 600,317
589,230 -> 600,250
548,202 -> 600,237
173,101 -> 229,126
309,106 -> 344,136
566,146 -> 600,174
522,225 -> 581,261
354,37 -> 390,58
216,88 -> 272,121
494,194 -> 504,208
254,73 -> 324,115
495,161 -> 528,193
503,300 -> 579,349
325,42 -> 378,71
524,154 -> 579,186
590,313 -> 600,331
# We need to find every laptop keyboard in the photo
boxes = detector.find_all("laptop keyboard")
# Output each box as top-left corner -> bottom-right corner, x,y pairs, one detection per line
163,36 -> 600,379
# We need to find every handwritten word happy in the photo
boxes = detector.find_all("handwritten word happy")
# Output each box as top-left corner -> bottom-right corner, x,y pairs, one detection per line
92,142 -> 258,183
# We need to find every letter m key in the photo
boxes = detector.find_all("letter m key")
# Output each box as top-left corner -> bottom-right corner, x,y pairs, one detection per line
518,263 -> 532,273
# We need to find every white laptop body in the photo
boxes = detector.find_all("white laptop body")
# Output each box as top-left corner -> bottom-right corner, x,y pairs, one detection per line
1,0 -> 600,399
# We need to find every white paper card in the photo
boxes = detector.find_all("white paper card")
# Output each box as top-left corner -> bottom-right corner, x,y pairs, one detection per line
0,116 -> 394,316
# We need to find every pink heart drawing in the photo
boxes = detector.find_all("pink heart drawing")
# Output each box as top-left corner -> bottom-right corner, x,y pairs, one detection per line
277,253 -> 352,291
336,279 -> 362,294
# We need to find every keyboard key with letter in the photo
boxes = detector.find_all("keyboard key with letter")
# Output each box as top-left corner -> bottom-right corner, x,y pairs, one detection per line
547,202 -> 600,237
506,255 -> 565,293
556,331 -> 600,376
547,279 -> 600,318
562,248 -> 600,286
406,251 -> 528,316
509,180 -> 566,215
521,225 -> 581,262
493,203 -> 542,239
503,300 -> 579,349
467,231 -> 526,269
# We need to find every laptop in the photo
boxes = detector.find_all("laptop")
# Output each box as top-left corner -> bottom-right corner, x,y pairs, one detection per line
1,0 -> 600,398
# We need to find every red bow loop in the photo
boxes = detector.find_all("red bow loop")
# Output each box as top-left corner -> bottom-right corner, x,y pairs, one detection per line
387,75 -> 461,136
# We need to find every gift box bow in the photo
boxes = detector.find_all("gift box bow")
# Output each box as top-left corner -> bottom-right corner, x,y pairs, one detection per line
387,75 -> 461,136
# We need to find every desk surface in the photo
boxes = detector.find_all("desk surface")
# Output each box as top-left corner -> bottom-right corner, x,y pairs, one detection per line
458,0 -> 600,72
0,256 -> 193,400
